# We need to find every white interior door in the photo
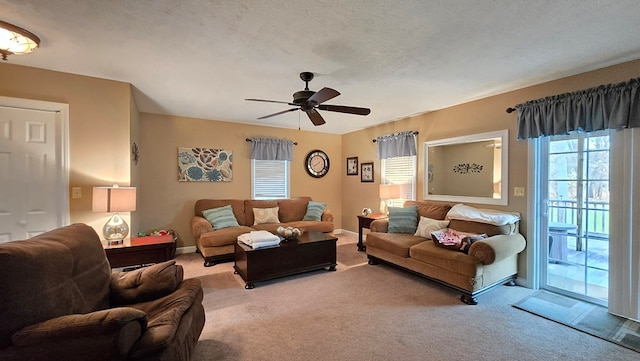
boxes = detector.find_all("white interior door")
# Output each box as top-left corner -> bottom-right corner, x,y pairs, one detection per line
0,99 -> 68,242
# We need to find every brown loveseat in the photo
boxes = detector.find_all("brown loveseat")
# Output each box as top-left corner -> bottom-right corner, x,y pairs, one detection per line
0,223 -> 205,361
366,200 -> 526,305
191,197 -> 334,266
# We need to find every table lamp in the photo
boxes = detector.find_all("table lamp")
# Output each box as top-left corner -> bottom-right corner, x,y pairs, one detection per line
379,184 -> 402,214
92,185 -> 136,244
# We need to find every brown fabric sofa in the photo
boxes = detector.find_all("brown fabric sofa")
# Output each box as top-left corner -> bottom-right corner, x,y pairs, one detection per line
0,223 -> 205,361
191,197 -> 334,266
366,200 -> 526,305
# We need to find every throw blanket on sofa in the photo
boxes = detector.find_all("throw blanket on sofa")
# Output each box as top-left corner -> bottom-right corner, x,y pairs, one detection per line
238,231 -> 281,249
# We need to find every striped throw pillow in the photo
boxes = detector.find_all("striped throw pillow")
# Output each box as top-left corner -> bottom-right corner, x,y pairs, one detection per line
202,205 -> 240,230
303,201 -> 326,221
388,206 -> 418,234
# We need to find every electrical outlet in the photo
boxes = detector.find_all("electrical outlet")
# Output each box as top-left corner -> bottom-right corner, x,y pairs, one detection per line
72,187 -> 82,199
514,187 -> 525,197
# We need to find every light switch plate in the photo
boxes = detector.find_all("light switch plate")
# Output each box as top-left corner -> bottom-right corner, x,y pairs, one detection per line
514,187 -> 525,197
72,187 -> 82,199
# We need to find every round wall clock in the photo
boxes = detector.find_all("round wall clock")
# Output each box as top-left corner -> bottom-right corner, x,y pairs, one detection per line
305,149 -> 330,178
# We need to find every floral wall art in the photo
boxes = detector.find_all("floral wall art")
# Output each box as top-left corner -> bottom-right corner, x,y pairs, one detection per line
178,147 -> 232,182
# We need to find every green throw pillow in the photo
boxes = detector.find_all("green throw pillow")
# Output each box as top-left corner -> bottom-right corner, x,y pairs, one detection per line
388,205 -> 418,234
303,201 -> 326,221
202,205 -> 240,230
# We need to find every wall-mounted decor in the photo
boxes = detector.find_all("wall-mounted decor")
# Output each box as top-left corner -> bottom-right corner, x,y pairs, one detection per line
361,162 -> 374,182
178,147 -> 232,182
453,163 -> 483,174
347,156 -> 358,175
131,142 -> 139,165
423,130 -> 508,205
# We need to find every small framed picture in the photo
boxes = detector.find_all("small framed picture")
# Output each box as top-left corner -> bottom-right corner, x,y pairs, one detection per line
361,162 -> 374,182
347,157 -> 358,176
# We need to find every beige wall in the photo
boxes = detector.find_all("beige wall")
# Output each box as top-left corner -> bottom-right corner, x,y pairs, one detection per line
0,63 -> 134,233
137,113 -> 343,247
3,58 -> 639,280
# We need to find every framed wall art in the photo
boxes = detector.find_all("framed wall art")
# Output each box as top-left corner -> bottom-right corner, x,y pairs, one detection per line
361,162 -> 374,182
178,147 -> 232,182
347,156 -> 358,175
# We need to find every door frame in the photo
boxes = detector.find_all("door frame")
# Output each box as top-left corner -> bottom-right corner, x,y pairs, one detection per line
0,96 -> 70,228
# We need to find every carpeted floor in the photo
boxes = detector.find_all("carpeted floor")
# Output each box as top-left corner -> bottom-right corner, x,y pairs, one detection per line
177,233 -> 640,361
513,290 -> 640,353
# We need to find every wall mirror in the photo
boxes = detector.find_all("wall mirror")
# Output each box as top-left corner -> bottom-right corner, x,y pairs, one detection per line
423,130 -> 508,205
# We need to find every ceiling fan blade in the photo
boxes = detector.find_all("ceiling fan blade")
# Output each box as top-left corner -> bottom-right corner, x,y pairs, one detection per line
246,98 -> 295,105
307,87 -> 340,105
306,109 -> 326,126
258,108 -> 298,119
318,104 -> 371,116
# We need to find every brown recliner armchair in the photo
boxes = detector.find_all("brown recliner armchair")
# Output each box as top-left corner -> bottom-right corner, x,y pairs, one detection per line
0,223 -> 205,361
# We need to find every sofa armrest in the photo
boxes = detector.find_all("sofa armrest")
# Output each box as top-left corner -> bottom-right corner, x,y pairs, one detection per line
468,234 -> 526,265
321,209 -> 334,223
370,219 -> 389,233
10,307 -> 146,358
191,216 -> 213,240
110,261 -> 183,305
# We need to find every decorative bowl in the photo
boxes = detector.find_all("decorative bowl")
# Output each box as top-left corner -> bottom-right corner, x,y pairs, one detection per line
276,226 -> 304,241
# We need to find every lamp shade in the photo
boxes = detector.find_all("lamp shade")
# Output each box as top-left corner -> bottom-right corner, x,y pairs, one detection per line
92,186 -> 136,213
379,184 -> 402,199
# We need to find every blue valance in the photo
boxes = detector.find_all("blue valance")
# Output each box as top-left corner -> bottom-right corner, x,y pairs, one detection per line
516,78 -> 640,139
248,137 -> 294,161
376,131 -> 417,159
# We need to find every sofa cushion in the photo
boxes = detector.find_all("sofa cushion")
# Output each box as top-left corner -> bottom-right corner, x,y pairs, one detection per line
253,207 -> 280,225
404,200 -> 452,220
365,232 -> 424,258
303,201 -> 326,221
244,200 -> 278,226
198,226 -> 255,247
388,206 -> 418,234
0,224 -> 111,348
277,197 -> 311,222
409,241 -> 482,277
203,205 -> 240,230
414,216 -> 450,239
195,199 -> 247,226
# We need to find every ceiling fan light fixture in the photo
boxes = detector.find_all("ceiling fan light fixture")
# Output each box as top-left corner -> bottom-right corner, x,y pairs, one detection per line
0,20 -> 40,61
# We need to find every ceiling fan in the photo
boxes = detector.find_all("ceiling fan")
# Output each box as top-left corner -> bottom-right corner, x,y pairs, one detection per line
245,72 -> 371,126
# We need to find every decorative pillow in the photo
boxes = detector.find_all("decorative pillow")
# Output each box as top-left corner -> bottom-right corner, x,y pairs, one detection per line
202,205 -> 240,230
446,203 -> 520,226
388,206 -> 418,234
253,207 -> 280,225
431,228 -> 488,254
414,216 -> 450,239
303,201 -> 326,221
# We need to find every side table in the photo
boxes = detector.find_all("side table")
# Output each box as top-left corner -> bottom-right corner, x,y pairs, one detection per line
103,234 -> 176,268
357,213 -> 387,251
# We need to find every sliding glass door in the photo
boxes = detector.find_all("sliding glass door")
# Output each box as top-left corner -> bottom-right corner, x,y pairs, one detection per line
539,131 -> 610,305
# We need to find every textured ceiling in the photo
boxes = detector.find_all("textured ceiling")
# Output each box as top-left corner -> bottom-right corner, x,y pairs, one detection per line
3,0 -> 640,134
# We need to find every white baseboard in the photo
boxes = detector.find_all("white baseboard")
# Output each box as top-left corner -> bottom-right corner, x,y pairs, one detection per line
176,246 -> 197,255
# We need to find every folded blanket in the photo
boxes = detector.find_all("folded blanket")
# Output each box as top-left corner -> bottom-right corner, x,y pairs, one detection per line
237,231 -> 281,249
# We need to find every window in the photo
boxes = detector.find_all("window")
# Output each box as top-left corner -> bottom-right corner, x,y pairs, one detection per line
381,155 -> 416,207
251,159 -> 289,200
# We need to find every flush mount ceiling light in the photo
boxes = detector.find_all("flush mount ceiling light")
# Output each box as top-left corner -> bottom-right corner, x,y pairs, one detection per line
0,20 -> 40,61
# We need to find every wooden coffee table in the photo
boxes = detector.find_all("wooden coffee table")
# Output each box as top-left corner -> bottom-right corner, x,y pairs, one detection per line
233,231 -> 337,289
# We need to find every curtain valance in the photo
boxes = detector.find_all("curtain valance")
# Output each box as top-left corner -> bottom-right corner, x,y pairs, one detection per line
376,131 -> 417,159
515,78 -> 640,139
248,137 -> 294,160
